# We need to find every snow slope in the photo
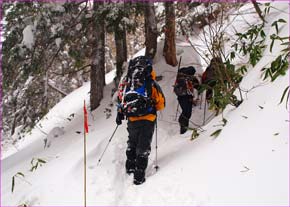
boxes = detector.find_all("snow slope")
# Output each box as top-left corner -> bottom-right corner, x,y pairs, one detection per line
1,2 -> 289,206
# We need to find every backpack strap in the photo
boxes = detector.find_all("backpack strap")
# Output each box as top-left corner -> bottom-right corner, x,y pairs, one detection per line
145,78 -> 153,97
152,80 -> 166,107
143,78 -> 159,115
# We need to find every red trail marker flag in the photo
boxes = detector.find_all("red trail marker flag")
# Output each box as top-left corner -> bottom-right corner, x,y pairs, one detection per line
83,100 -> 88,207
83,101 -> 89,133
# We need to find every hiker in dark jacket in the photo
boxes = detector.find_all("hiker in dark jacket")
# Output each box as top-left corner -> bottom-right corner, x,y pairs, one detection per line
174,66 -> 199,134
201,57 -> 223,100
202,57 -> 242,110
116,56 -> 165,185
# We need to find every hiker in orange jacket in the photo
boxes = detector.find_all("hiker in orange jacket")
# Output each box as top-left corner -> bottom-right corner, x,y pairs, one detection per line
116,56 -> 165,185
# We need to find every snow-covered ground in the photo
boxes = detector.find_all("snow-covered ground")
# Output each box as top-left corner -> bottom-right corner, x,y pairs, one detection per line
1,2 -> 289,206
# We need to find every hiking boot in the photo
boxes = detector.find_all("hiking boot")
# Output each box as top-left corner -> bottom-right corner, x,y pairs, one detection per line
133,169 -> 145,185
133,177 -> 146,185
125,160 -> 135,175
126,168 -> 135,175
234,100 -> 243,107
180,126 -> 187,134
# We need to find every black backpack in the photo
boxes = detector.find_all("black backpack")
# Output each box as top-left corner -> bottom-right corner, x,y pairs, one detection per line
118,56 -> 155,117
173,66 -> 197,96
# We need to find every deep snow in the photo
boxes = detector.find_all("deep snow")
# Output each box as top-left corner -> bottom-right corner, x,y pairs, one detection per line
1,2 -> 289,206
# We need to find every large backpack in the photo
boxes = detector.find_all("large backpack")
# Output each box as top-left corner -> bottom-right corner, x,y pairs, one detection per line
118,56 -> 155,117
202,57 -> 224,86
173,66 -> 198,96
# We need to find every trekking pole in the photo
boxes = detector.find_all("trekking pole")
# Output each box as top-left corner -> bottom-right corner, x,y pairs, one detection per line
83,100 -> 89,207
238,86 -> 243,101
199,93 -> 203,110
174,56 -> 182,121
154,119 -> 159,171
174,104 -> 179,121
203,95 -> 207,125
97,125 -> 119,166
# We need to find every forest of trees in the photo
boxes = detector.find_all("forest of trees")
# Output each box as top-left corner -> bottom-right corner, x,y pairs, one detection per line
3,1 -> 285,144
2,1 -> 184,140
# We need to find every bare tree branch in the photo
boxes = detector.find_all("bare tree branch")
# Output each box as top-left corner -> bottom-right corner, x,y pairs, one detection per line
51,64 -> 92,76
251,0 -> 266,23
47,80 -> 67,96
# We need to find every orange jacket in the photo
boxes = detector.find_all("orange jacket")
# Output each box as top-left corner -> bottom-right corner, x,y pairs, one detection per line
126,70 -> 165,122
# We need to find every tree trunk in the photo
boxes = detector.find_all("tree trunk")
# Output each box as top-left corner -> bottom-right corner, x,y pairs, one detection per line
90,2 -> 106,111
114,23 -> 127,85
122,24 -> 128,62
163,2 -> 178,66
100,20 -> 106,87
144,2 -> 158,60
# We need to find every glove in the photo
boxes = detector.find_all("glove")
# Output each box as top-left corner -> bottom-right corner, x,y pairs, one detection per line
116,112 -> 124,125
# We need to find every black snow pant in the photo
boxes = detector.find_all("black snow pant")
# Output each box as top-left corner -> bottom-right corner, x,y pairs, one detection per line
126,120 -> 155,181
178,95 -> 193,132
